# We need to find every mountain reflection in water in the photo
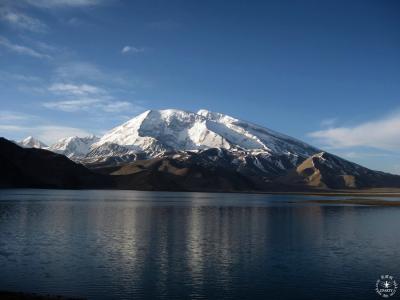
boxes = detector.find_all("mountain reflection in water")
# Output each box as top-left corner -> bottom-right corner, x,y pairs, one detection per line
0,189 -> 399,300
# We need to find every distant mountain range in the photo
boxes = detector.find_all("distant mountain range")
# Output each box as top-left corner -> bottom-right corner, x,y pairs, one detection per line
4,109 -> 400,192
18,136 -> 48,149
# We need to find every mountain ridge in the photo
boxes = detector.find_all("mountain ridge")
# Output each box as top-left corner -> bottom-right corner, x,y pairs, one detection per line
83,109 -> 320,175
18,136 -> 48,149
49,135 -> 99,159
276,152 -> 400,189
18,109 -> 320,177
2,136 -> 400,192
6,108 -> 400,191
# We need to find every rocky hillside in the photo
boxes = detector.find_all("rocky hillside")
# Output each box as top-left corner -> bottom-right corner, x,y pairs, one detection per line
277,152 -> 400,189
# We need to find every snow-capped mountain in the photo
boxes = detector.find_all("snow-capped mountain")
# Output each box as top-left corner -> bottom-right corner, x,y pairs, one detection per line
18,136 -> 48,149
49,135 -> 99,159
90,109 -> 318,156
6,109 -> 400,191
196,109 -> 317,157
15,109 -> 320,177
82,109 -> 319,176
91,109 -> 230,154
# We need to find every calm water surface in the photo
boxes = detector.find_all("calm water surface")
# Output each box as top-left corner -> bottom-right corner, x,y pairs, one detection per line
0,189 -> 399,300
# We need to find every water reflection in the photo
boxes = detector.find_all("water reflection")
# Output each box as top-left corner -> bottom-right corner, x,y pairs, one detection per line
0,190 -> 399,299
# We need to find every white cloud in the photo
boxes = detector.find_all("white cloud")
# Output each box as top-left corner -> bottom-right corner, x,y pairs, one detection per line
55,62 -> 107,82
66,17 -> 83,26
0,9 -> 47,32
0,124 -> 26,132
44,80 -> 139,113
35,126 -> 92,144
49,83 -> 104,96
0,71 -> 41,82
309,112 -> 400,151
320,118 -> 337,127
0,36 -> 50,59
339,151 -> 400,160
0,124 -> 92,144
53,61 -> 148,88
24,0 -> 108,8
0,111 -> 34,122
55,61 -> 133,86
101,101 -> 135,113
0,110 -> 94,144
43,98 -> 138,114
121,45 -> 145,54
29,40 -> 59,53
43,99 -> 102,112
391,164 -> 400,175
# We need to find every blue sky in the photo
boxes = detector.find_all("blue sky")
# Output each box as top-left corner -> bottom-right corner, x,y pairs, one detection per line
1,0 -> 400,173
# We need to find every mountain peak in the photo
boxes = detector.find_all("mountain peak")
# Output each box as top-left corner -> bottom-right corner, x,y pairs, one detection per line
197,109 -> 237,123
49,135 -> 99,158
19,136 -> 48,149
94,108 -> 225,154
85,108 -> 319,170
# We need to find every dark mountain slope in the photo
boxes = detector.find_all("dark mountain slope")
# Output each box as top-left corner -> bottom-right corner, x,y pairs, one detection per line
0,138 -> 112,189
91,149 -> 400,192
106,154 -> 258,192
3,136 -> 400,192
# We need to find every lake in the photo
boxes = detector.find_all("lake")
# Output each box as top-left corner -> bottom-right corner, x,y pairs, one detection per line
0,189 -> 399,300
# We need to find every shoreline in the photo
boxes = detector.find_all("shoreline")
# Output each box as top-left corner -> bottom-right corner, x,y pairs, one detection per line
262,190 -> 400,197
1,187 -> 400,197
303,199 -> 400,206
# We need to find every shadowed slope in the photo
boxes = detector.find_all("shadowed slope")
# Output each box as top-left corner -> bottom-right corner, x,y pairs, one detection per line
0,138 -> 112,189
108,154 -> 258,192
